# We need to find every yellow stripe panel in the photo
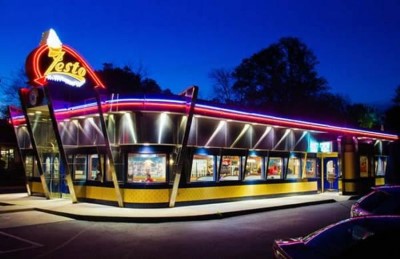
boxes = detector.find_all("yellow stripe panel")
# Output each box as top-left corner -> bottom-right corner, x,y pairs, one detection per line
72,182 -> 317,204
375,177 -> 385,186
74,185 -> 86,197
344,182 -> 357,192
176,181 -> 317,202
31,181 -> 44,194
76,186 -> 118,201
75,186 -> 170,204
123,188 -> 170,203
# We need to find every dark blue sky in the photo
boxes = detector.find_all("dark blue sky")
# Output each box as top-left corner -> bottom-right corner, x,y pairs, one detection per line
1,0 -> 400,105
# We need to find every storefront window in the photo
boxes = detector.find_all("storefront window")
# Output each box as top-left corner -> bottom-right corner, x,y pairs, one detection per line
127,154 -> 166,183
0,148 -> 14,170
220,155 -> 241,181
33,158 -> 39,177
190,155 -> 214,182
245,156 -> 263,180
74,155 -> 87,180
25,155 -> 34,177
43,154 -> 52,176
53,156 -> 60,179
304,158 -> 317,178
88,154 -> 102,181
360,156 -> 368,177
287,157 -> 301,179
267,157 -> 282,179
375,156 -> 387,176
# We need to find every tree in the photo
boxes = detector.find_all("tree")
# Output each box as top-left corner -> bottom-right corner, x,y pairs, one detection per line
392,84 -> 400,105
232,37 -> 329,117
312,93 -> 351,125
348,103 -> 380,129
0,68 -> 28,118
208,68 -> 235,104
385,106 -> 400,133
96,63 -> 164,94
384,84 -> 400,133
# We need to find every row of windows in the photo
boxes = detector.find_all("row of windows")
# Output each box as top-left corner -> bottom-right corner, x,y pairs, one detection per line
0,147 -> 16,171
70,153 -> 318,183
190,155 -> 318,182
24,153 -> 169,183
360,155 -> 387,177
23,152 -> 388,184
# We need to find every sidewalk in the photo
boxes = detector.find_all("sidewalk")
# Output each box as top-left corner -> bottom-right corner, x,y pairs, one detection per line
0,192 -> 356,223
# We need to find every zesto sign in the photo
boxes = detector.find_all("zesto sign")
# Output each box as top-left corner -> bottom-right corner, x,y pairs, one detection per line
26,29 -> 105,89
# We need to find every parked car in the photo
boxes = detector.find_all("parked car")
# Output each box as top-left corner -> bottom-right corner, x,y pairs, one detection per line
350,185 -> 400,217
272,215 -> 400,259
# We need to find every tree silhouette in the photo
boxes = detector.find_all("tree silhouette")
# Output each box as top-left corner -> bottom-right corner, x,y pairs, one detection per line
208,68 -> 235,104
232,37 -> 329,117
348,103 -> 380,129
392,84 -> 400,105
0,68 -> 28,117
96,63 -> 167,95
384,84 -> 400,133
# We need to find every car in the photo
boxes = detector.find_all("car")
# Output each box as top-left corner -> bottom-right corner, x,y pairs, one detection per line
350,185 -> 400,217
272,215 -> 400,259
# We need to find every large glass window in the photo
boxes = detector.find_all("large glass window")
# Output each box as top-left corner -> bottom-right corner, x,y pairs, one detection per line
190,155 -> 214,182
53,156 -> 60,179
0,147 -> 14,170
287,157 -> 301,179
267,157 -> 282,179
127,154 -> 166,183
219,155 -> 241,181
375,156 -> 387,176
43,154 -> 51,176
74,155 -> 87,180
304,158 -> 317,178
245,156 -> 263,180
88,154 -> 102,181
24,155 -> 35,177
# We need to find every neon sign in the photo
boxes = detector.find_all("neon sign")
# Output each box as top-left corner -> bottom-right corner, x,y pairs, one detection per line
26,29 -> 105,89
309,141 -> 333,153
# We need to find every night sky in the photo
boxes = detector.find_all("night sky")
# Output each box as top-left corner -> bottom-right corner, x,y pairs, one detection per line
1,0 -> 400,105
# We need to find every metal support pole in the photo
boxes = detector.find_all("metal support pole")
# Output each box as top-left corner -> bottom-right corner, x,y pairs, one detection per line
95,92 -> 124,207
169,86 -> 198,208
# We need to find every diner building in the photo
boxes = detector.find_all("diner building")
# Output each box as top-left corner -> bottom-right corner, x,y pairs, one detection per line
8,29 -> 399,208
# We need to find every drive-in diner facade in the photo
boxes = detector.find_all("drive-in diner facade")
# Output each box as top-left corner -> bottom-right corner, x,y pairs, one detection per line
8,29 -> 399,208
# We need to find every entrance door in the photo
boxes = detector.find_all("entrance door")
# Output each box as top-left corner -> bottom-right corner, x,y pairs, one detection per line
26,105 -> 69,199
43,154 -> 68,198
324,158 -> 339,191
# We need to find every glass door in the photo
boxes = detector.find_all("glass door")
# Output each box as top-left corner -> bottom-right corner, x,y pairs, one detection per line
26,105 -> 66,198
324,158 -> 338,191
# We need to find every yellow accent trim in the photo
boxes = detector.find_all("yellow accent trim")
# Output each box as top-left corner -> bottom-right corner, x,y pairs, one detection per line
31,181 -> 44,194
344,182 -> 357,192
124,188 -> 170,203
71,181 -> 318,204
175,182 -> 317,202
317,152 -> 338,158
375,177 -> 385,186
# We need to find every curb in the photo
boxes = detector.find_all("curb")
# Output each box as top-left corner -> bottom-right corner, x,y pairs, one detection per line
34,199 -> 337,223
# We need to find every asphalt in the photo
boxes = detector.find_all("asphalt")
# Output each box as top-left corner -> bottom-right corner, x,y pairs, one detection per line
0,191 -> 357,223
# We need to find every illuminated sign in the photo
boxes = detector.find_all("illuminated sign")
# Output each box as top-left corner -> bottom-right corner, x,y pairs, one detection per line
309,141 -> 332,153
309,141 -> 319,153
26,29 -> 105,89
319,141 -> 332,153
